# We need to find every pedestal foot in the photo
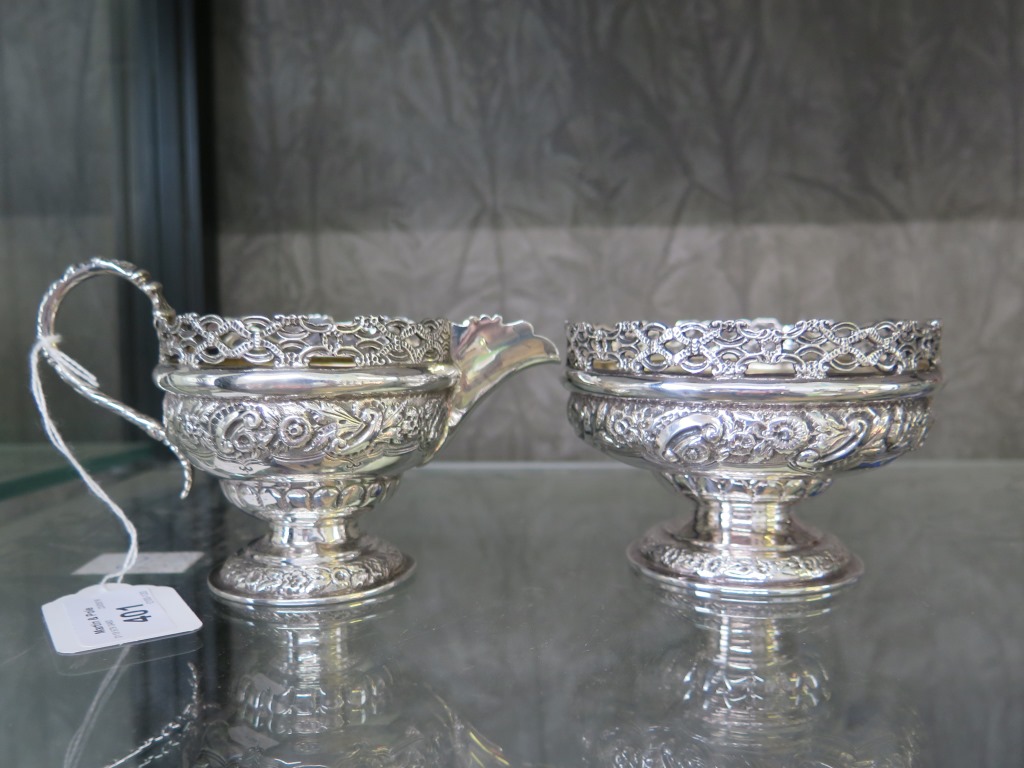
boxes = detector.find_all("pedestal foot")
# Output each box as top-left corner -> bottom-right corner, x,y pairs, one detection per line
210,536 -> 415,606
211,476 -> 414,606
628,520 -> 862,597
629,472 -> 863,597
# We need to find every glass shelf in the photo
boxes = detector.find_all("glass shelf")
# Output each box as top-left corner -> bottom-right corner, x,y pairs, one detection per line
0,460 -> 1020,766
0,442 -> 155,502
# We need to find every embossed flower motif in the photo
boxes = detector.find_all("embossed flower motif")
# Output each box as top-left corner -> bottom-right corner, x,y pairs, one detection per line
178,414 -> 205,446
664,426 -> 717,465
221,410 -> 275,458
282,569 -> 314,592
604,410 -> 636,445
723,431 -> 757,457
762,417 -> 811,452
278,414 -> 314,448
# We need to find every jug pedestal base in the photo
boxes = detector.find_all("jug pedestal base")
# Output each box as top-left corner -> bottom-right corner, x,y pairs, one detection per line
211,476 -> 414,606
209,536 -> 415,606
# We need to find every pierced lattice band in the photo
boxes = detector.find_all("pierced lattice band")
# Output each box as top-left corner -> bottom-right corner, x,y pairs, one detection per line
156,313 -> 451,368
566,319 -> 941,379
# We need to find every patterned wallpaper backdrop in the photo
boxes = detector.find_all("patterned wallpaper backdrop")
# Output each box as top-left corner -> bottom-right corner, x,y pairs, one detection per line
5,1 -> 1023,457
0,0 -> 123,442
211,0 -> 1024,460
7,1 -> 1022,458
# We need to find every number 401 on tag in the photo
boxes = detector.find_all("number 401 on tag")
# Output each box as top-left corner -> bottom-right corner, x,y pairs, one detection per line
116,603 -> 153,622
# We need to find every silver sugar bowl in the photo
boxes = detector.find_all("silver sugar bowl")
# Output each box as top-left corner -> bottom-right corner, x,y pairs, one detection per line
566,318 -> 941,596
38,259 -> 558,605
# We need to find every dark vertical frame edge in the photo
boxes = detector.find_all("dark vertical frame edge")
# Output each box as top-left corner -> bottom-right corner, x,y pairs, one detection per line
111,0 -> 217,426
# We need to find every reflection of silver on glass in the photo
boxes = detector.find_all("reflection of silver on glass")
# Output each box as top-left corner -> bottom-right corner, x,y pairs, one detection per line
187,600 -> 511,768
38,259 -> 558,605
62,651 -> 201,768
566,318 -> 941,596
580,585 -> 921,767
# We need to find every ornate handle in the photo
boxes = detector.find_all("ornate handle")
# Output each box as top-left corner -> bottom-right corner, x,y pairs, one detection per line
36,258 -> 192,494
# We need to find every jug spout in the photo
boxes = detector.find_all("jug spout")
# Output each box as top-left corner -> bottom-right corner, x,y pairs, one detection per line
445,316 -> 559,434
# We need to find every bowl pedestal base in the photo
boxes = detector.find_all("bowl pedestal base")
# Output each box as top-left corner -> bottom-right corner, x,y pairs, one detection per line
629,471 -> 863,597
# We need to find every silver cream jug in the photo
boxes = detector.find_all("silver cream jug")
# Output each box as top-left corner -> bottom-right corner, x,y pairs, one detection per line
38,258 -> 558,605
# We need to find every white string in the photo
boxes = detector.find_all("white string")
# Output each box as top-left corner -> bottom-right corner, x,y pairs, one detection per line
31,335 -> 138,584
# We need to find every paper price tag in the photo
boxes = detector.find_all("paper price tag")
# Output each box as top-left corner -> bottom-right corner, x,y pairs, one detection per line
42,583 -> 202,655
